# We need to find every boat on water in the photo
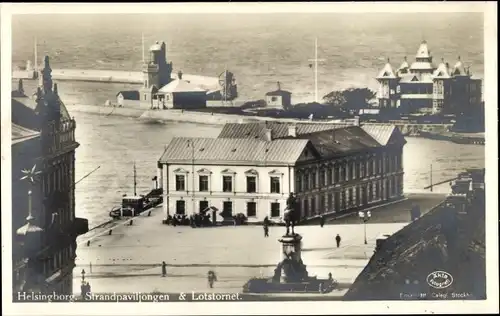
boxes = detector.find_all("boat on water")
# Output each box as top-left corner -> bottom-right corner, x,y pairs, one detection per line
109,162 -> 163,219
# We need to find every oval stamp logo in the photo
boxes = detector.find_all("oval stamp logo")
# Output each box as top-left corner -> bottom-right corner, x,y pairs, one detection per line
427,271 -> 454,289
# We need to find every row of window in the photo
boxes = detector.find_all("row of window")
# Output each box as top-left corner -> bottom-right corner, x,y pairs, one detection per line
298,177 -> 401,216
174,176 -> 402,219
42,243 -> 74,280
175,200 -> 282,218
296,154 -> 401,192
175,174 -> 282,194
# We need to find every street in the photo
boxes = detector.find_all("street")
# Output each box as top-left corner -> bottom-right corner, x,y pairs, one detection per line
73,193 -> 445,296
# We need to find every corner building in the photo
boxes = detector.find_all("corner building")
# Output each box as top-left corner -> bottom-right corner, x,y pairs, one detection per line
11,56 -> 88,295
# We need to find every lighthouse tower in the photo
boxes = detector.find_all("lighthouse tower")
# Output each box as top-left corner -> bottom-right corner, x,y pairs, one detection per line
140,41 -> 173,108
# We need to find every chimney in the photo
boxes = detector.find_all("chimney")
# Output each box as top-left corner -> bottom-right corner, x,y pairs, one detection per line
288,125 -> 297,137
178,71 -> 183,80
264,128 -> 272,142
18,79 -> 24,94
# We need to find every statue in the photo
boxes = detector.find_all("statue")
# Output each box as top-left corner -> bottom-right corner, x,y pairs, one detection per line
283,193 -> 299,236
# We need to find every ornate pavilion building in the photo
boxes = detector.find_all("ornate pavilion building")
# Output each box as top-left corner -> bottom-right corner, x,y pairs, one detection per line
11,56 -> 88,296
376,40 -> 482,115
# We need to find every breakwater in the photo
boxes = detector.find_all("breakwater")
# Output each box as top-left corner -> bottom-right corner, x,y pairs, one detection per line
13,68 -> 221,90
65,104 -> 356,126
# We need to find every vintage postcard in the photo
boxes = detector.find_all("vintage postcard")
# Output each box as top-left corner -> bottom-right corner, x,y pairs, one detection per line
1,2 -> 498,315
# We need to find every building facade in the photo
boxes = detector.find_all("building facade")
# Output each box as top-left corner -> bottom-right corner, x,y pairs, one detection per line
157,71 -> 208,109
157,122 -> 405,222
265,82 -> 292,109
376,41 -> 482,115
11,57 -> 88,296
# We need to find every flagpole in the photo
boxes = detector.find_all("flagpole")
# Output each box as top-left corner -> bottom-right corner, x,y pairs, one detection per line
142,32 -> 145,63
308,37 -> 325,103
315,37 -> 318,103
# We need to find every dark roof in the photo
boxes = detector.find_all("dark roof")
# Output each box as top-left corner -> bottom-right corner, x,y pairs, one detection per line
218,122 -> 351,140
297,126 -> 382,157
12,123 -> 41,144
12,92 -> 71,131
265,89 -> 292,96
117,90 -> 140,100
158,137 -> 311,165
344,193 -> 486,300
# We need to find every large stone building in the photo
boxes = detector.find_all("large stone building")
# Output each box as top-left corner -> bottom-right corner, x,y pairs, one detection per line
376,40 -> 482,115
11,57 -> 88,296
157,122 -> 405,222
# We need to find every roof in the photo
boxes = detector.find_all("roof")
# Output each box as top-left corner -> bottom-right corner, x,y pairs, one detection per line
218,122 -> 351,140
159,137 -> 310,165
432,62 -> 451,79
298,126 -> 382,157
150,42 -> 162,51
415,40 -> 431,59
117,90 -> 140,100
266,89 -> 292,96
397,58 -> 410,71
399,73 -> 434,84
376,62 -> 397,79
11,123 -> 41,144
12,93 -> 71,129
158,79 -> 207,93
452,59 -> 466,76
360,125 -> 397,146
344,193 -> 486,300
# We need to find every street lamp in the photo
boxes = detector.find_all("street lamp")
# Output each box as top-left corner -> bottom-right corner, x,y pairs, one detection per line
358,210 -> 371,244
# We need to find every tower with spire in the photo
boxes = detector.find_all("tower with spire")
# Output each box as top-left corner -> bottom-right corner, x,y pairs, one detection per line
375,40 -> 482,115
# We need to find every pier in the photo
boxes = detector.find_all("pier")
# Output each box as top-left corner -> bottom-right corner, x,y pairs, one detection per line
12,68 -> 221,90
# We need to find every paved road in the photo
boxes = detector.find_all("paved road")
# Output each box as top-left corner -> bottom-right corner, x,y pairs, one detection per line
329,193 -> 446,225
73,193 -> 445,295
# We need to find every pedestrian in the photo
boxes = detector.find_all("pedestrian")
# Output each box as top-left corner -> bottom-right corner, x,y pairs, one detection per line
207,270 -> 217,288
328,272 -> 333,280
320,215 -> 325,228
264,224 -> 269,237
335,234 -> 341,248
161,261 -> 167,277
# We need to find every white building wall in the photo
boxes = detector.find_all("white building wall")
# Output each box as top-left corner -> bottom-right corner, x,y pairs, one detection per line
160,163 -> 295,223
266,95 -> 283,107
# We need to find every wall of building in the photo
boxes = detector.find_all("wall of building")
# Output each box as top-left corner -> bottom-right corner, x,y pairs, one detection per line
294,146 -> 404,219
266,95 -> 283,107
167,92 -> 207,109
159,163 -> 295,222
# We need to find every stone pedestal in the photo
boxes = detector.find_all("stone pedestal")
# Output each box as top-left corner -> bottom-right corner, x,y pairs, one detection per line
276,234 -> 308,283
242,233 -> 337,294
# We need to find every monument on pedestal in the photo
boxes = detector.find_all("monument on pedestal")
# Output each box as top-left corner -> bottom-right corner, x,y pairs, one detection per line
242,194 -> 337,294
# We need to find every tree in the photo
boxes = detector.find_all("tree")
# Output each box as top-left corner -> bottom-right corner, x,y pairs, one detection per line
323,88 -> 376,111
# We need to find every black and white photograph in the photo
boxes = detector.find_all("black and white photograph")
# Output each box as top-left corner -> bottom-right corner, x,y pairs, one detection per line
1,2 -> 498,315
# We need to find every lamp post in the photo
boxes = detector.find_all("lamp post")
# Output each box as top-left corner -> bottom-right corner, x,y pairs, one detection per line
358,210 -> 372,244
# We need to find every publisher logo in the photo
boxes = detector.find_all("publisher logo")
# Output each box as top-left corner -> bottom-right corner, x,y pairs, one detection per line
427,271 -> 453,289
